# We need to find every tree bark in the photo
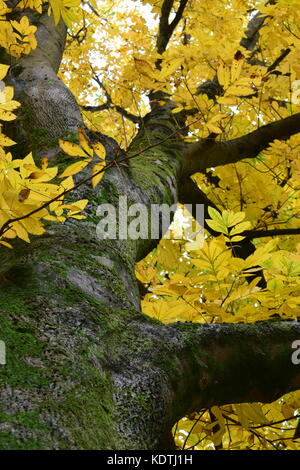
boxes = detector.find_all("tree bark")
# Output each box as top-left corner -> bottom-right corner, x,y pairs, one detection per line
1,11 -> 300,451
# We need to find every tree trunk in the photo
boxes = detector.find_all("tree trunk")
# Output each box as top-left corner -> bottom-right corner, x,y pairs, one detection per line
1,12 -> 300,450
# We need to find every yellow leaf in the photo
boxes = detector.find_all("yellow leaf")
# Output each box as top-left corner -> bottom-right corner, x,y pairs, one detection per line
0,64 -> 9,81
217,62 -> 230,88
210,406 -> 226,446
228,235 -> 245,242
209,113 -> 228,123
91,161 -> 105,188
49,0 -> 61,25
0,110 -> 17,121
226,85 -> 255,96
0,133 -> 16,146
206,219 -> 228,234
20,217 -> 45,236
66,199 -> 88,213
230,221 -> 251,236
78,127 -> 93,156
135,264 -> 157,284
92,142 -> 106,160
59,139 -> 88,157
158,57 -> 183,80
59,160 -> 89,178
206,123 -> 222,134
217,96 -> 237,106
208,207 -> 223,223
267,278 -> 283,293
60,176 -> 74,191
134,57 -> 157,80
11,221 -> 30,242
69,214 -> 86,219
227,211 -> 245,227
41,157 -> 48,169
243,403 -> 269,425
0,240 -> 13,248
231,58 -> 244,82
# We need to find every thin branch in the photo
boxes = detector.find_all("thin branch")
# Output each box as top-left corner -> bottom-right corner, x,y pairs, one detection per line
267,48 -> 291,74
81,73 -> 141,124
80,103 -> 109,112
81,103 -> 141,124
245,227 -> 300,239
84,0 -> 103,18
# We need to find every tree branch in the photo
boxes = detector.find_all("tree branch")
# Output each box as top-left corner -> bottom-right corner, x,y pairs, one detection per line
156,0 -> 188,58
245,227 -> 300,239
183,112 -> 300,174
267,47 -> 291,74
82,74 -> 141,124
165,321 -> 300,421
81,104 -> 141,124
80,72 -> 142,124
80,103 -> 109,112
240,9 -> 268,51
156,0 -> 174,55
169,0 -> 189,35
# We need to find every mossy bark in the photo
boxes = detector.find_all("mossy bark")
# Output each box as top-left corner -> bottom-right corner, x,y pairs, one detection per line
1,9 -> 300,451
0,19 -> 186,444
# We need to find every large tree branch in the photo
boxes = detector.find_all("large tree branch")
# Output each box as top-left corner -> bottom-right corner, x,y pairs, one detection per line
156,0 -> 175,56
183,112 -> 300,174
156,0 -> 189,58
90,316 -> 300,448
164,321 -> 300,420
169,0 -> 189,36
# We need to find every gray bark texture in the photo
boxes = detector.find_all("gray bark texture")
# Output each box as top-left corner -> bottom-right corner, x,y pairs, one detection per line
1,11 -> 300,450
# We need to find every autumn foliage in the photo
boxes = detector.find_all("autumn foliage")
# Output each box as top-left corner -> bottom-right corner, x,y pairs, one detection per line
1,0 -> 300,449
